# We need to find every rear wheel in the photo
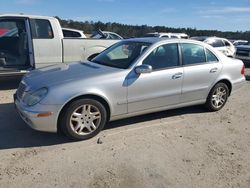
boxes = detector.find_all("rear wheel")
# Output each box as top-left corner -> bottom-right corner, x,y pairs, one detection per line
206,82 -> 229,111
60,99 -> 107,140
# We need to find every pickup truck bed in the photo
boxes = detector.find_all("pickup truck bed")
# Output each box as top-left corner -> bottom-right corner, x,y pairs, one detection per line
62,38 -> 116,63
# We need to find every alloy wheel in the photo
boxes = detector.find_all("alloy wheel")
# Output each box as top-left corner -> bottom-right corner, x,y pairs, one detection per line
211,87 -> 227,109
70,104 -> 101,135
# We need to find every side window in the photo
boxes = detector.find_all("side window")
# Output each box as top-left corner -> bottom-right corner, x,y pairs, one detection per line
206,49 -> 218,62
181,43 -> 206,65
143,43 -> 179,70
30,19 -> 53,39
72,31 -> 81,37
62,30 -> 71,37
63,30 -> 81,38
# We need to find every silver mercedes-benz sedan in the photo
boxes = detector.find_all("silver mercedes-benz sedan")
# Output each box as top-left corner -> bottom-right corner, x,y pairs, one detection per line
14,38 -> 246,140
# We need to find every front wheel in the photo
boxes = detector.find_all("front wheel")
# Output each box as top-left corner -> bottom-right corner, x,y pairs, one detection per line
60,99 -> 107,140
206,83 -> 229,111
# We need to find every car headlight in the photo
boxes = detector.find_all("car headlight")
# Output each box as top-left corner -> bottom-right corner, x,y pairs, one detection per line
23,87 -> 48,106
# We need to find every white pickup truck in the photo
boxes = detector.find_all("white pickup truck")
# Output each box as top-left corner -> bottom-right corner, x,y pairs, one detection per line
0,14 -> 120,76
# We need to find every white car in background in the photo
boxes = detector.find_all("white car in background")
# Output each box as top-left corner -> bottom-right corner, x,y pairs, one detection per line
203,37 -> 236,58
103,31 -> 123,39
91,30 -> 123,39
62,28 -> 87,38
144,32 -> 189,39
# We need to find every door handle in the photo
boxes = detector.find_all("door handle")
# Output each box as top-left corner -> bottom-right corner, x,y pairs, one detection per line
172,72 -> 183,79
210,68 -> 218,73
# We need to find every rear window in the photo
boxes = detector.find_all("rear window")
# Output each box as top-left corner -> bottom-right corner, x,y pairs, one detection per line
223,40 -> 231,47
205,39 -> 224,47
30,19 -> 53,39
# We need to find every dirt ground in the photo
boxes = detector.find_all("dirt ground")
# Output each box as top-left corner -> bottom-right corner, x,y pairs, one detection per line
0,68 -> 250,188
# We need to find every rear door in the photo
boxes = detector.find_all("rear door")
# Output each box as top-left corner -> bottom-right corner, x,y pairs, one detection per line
30,19 -> 62,68
180,43 -> 222,103
127,43 -> 183,113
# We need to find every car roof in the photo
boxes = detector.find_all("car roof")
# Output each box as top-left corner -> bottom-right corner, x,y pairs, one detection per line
124,37 -> 170,43
123,37 -> 203,45
0,14 -> 55,20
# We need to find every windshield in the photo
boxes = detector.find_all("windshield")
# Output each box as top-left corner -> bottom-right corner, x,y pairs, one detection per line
91,41 -> 151,69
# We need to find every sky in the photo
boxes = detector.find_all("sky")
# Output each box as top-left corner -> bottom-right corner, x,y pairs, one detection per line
0,0 -> 250,32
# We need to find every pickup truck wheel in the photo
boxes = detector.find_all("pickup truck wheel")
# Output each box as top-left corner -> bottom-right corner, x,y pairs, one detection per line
206,82 -> 229,111
60,99 -> 107,140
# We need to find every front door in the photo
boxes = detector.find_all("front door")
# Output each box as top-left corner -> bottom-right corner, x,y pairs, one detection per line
0,17 -> 32,72
127,43 -> 183,113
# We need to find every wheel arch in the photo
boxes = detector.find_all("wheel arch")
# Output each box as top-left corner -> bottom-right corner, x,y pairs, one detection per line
211,79 -> 232,96
57,94 -> 111,133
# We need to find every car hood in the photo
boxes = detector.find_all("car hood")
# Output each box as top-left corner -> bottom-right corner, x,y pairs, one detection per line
23,62 -> 119,91
236,45 -> 250,51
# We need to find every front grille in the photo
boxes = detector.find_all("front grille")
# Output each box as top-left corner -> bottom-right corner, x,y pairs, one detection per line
17,82 -> 26,100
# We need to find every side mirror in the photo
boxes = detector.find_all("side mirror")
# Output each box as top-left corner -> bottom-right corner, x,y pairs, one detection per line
135,64 -> 153,74
87,53 -> 100,61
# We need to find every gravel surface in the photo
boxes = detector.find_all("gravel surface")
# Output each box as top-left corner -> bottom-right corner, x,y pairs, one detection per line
0,69 -> 250,188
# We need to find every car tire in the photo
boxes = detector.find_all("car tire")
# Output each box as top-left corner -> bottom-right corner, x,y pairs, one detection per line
205,82 -> 229,112
60,98 -> 107,140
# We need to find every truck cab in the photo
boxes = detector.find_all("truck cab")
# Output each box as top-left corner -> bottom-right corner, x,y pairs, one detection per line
0,14 -> 119,76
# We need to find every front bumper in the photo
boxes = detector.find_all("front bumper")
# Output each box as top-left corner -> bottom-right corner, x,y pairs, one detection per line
14,94 -> 61,133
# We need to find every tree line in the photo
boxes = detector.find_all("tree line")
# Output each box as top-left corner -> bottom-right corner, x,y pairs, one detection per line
56,16 -> 250,41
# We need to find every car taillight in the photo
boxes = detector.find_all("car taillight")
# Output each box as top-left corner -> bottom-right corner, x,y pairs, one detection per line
241,64 -> 245,75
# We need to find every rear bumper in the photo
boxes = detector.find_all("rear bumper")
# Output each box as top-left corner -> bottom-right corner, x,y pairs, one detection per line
14,94 -> 60,133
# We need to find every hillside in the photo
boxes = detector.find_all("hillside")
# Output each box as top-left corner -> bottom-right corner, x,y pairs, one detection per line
56,16 -> 250,41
